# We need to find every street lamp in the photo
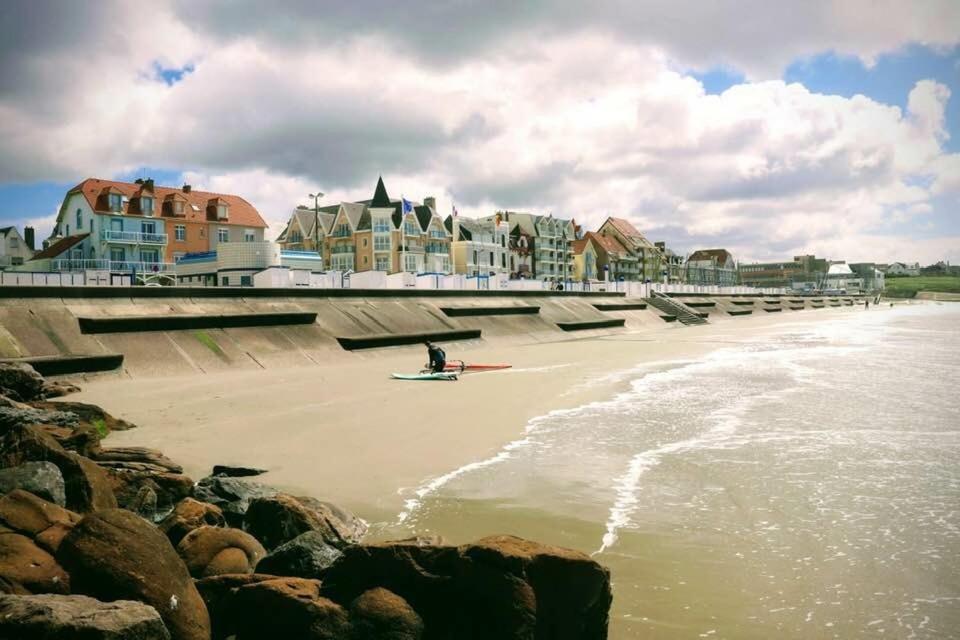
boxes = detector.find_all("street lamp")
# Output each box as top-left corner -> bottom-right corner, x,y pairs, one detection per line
308,192 -> 324,256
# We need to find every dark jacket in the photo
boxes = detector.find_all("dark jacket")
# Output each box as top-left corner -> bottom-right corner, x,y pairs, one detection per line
428,345 -> 446,372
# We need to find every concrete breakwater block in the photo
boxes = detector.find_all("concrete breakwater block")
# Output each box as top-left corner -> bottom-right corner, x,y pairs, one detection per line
682,301 -> 716,308
77,313 -> 318,334
555,319 -> 626,332
592,303 -> 647,311
0,355 -> 124,376
727,310 -> 753,316
336,329 -> 482,350
439,306 -> 540,317
731,300 -> 755,305
763,307 -> 783,313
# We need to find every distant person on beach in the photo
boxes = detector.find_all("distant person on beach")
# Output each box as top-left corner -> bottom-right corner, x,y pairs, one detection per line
865,299 -> 869,309
425,342 -> 446,373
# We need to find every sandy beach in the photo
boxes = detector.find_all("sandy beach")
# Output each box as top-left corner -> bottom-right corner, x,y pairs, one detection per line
71,308 -> 858,525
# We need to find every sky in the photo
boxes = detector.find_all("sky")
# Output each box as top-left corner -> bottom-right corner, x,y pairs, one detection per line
0,1 -> 958,265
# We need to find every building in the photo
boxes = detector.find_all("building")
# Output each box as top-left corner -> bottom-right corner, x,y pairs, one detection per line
0,226 -> 35,269
44,178 -> 268,279
175,242 -> 320,287
738,254 -> 829,289
849,262 -> 886,292
823,262 -> 864,293
580,232 -> 639,281
654,241 -> 684,283
572,237 -> 598,281
491,212 -> 576,280
595,217 -> 662,281
444,214 -> 510,276
686,249 -> 738,286
886,262 -> 921,276
277,177 -> 451,274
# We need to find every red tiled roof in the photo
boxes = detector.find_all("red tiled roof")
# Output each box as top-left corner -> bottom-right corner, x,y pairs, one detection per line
30,233 -> 89,261
688,248 -> 734,265
68,178 -> 268,228
605,217 -> 644,239
585,231 -> 629,256
571,238 -> 588,255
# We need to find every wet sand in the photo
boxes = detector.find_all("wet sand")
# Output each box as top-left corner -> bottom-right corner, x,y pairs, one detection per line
71,308 -> 857,525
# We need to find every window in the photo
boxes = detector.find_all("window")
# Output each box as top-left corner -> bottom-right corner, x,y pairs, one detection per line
222,276 -> 230,286
110,247 -> 125,263
217,204 -> 228,219
9,237 -> 18,249
175,225 -> 186,241
404,220 -> 419,236
490,251 -> 494,266
11,257 -> 23,266
141,197 -> 154,216
218,228 -> 229,243
375,256 -> 390,271
109,193 -> 122,212
173,201 -> 184,215
502,254 -> 506,268
374,235 -> 390,251
244,229 -> 256,242
76,209 -> 82,230
65,224 -> 70,236
240,276 -> 252,287
141,221 -> 156,235
362,238 -> 368,247
141,249 -> 159,264
472,250 -> 478,265
290,230 -> 302,243
404,254 -> 418,272
373,218 -> 392,233
363,256 -> 368,265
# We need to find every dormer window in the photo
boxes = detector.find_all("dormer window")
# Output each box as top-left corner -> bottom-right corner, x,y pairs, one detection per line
208,198 -> 229,220
109,193 -> 122,212
141,196 -> 154,216
217,204 -> 228,219
173,201 -> 184,215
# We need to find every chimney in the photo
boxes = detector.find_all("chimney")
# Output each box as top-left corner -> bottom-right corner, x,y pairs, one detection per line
24,226 -> 35,251
144,178 -> 154,190
182,184 -> 191,193
134,178 -> 144,185
424,196 -> 436,210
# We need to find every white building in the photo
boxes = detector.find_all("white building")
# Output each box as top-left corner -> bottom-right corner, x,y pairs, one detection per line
886,262 -> 920,276
824,262 -> 864,293
175,241 -> 321,287
444,215 -> 510,276
0,226 -> 35,269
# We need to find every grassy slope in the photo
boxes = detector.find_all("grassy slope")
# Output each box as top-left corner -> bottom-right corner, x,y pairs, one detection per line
884,276 -> 960,298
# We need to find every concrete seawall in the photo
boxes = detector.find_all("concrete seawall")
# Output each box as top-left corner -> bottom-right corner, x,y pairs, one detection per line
0,287 -> 864,378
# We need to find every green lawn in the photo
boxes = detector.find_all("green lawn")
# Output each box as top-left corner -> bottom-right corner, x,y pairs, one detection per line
884,275 -> 960,298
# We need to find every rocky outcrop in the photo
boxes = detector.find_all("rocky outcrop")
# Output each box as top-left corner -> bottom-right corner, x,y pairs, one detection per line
193,476 -> 277,527
30,400 -> 136,433
0,489 -> 80,554
176,526 -> 266,578
57,508 -> 211,640
195,573 -> 274,639
0,531 -> 70,594
212,464 -> 266,478
0,461 -> 66,506
0,593 -> 170,639
92,447 -> 184,474
350,587 -> 424,640
0,423 -> 117,512
105,467 -> 193,519
159,498 -> 226,547
40,380 -> 81,399
255,530 -> 342,579
321,535 -> 612,639
0,363 -> 45,402
232,577 -> 352,639
244,493 -> 367,550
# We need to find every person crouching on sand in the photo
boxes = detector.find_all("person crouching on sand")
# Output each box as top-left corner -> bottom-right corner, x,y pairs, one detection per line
425,342 -> 446,373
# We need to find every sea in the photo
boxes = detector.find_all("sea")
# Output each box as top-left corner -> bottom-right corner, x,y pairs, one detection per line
384,303 -> 960,639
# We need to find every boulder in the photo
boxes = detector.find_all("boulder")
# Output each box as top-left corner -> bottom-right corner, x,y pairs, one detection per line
0,489 -> 80,537
193,476 -> 277,527
29,400 -> 136,432
0,461 -> 66,506
176,526 -> 266,578
105,467 -> 193,518
0,363 -> 45,402
255,530 -> 342,579
195,573 -> 274,640
32,422 -> 102,457
232,577 -> 351,639
244,493 -> 366,550
212,464 -> 266,478
159,498 -> 226,547
321,535 -> 612,639
40,380 -> 81,399
350,587 -> 423,640
0,593 -> 170,639
0,532 -> 70,594
92,447 -> 184,474
0,423 -> 117,512
0,405 -> 79,430
130,485 -> 158,520
56,508 -> 211,640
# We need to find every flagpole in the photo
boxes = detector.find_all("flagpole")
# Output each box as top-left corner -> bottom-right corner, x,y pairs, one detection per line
401,197 -> 407,276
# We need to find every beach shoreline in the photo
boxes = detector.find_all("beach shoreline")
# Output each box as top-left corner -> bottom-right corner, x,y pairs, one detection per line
69,306 -> 866,527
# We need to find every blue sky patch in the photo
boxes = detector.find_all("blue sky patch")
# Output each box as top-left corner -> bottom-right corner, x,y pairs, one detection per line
153,61 -> 195,86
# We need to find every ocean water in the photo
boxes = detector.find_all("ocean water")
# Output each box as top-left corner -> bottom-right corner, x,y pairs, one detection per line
384,304 -> 960,639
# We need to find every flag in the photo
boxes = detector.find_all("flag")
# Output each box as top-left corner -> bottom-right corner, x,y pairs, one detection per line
402,198 -> 414,214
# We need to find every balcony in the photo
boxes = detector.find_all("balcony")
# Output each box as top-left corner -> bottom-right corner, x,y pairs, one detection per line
52,259 -> 175,273
101,230 -> 167,244
329,244 -> 355,254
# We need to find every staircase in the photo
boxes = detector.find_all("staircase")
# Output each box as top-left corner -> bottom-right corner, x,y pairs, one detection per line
645,291 -> 708,326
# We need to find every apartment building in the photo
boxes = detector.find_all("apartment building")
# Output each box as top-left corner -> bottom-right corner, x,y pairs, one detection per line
444,214 -> 510,276
578,231 -> 639,281
596,217 -> 659,281
738,254 -> 828,288
40,178 -> 267,276
491,212 -> 576,280
686,249 -> 738,286
0,226 -> 35,269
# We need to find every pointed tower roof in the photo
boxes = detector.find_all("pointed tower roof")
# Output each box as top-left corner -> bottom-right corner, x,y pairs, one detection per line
371,176 -> 391,208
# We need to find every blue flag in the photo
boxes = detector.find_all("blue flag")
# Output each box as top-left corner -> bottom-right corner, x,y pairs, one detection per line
402,198 -> 414,214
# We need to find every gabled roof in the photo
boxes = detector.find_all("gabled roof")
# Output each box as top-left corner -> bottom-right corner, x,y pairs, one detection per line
604,217 -> 644,239
370,176 -> 391,208
585,232 -> 629,258
30,233 -> 89,260
340,202 -> 369,231
66,178 -> 268,228
571,238 -> 589,255
0,227 -> 14,236
688,249 -> 734,266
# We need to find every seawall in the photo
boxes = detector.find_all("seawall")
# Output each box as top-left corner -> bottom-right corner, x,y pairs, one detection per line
0,286 -> 864,378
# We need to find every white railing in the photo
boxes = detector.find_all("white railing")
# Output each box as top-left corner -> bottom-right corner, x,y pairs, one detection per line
102,230 -> 167,244
51,259 -> 176,273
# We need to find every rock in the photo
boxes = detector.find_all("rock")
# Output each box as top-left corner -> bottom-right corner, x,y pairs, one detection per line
244,493 -> 367,550
232,577 -> 351,640
130,485 -> 158,520
0,593 -> 170,639
33,422 -> 102,457
0,363 -> 45,402
0,423 -> 117,512
0,405 -> 79,430
212,464 -> 266,478
0,461 -> 66,506
321,535 -> 613,639
0,489 -> 80,538
350,587 -> 423,640
195,574 -> 274,640
56,508 -> 211,640
193,476 -> 277,527
159,498 -> 226,547
40,380 -> 82,399
255,530 -> 342,579
0,532 -> 70,594
106,468 -> 193,518
92,447 -> 184,474
29,400 -> 136,432
176,526 -> 266,578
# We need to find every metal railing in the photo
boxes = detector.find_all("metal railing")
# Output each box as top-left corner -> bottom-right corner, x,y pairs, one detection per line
329,245 -> 355,254
101,230 -> 167,244
51,259 -> 175,273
